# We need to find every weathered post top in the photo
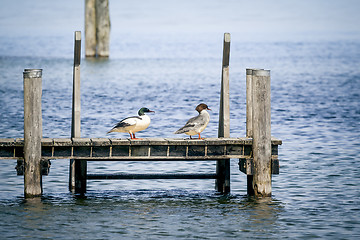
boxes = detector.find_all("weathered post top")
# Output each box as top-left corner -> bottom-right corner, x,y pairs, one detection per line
252,69 -> 270,77
222,33 -> 231,67
23,69 -> 42,78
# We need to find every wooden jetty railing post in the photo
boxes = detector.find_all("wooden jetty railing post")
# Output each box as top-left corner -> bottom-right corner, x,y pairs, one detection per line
85,0 -> 110,57
251,69 -> 272,197
216,33 -> 231,194
70,31 -> 86,193
23,69 -> 43,198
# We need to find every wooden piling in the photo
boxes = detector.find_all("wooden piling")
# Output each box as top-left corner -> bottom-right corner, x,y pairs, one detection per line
23,69 -> 43,198
218,33 -> 230,138
246,68 -> 264,138
85,0 -> 96,57
251,69 -> 272,197
216,33 -> 231,194
95,0 -> 110,57
85,0 -> 110,57
70,31 -> 82,192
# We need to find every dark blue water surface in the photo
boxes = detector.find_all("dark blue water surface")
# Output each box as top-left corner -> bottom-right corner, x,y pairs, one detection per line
1,8 -> 360,240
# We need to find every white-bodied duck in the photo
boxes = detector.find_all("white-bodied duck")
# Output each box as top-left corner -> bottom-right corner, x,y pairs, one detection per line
107,107 -> 154,139
174,103 -> 211,139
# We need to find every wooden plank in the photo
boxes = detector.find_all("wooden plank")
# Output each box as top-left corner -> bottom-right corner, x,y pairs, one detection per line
91,138 -> 110,157
0,138 -> 16,146
0,137 -> 281,146
72,138 -> 92,146
91,138 -> 111,146
0,138 -> 16,158
14,138 -> 24,158
0,137 -> 282,160
109,138 -> 131,145
87,173 -> 218,180
42,138 -> 53,158
72,138 -> 91,157
23,69 -> 43,198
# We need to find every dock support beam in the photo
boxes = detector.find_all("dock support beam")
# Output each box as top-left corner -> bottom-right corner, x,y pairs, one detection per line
85,0 -> 110,57
251,69 -> 272,197
216,33 -> 231,194
23,69 -> 43,198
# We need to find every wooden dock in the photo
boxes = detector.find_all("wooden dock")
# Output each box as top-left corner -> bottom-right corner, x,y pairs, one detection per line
1,32 -> 282,198
0,137 -> 281,194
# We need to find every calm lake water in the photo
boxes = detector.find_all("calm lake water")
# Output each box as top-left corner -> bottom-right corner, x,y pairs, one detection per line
1,2 -> 360,239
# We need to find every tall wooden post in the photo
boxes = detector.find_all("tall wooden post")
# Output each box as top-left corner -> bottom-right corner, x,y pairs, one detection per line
251,69 -> 272,197
85,0 -> 110,57
23,69 -> 43,198
70,31 -> 83,192
216,33 -> 231,194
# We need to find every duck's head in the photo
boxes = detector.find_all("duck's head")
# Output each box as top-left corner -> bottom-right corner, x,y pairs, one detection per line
195,103 -> 211,113
138,107 -> 155,116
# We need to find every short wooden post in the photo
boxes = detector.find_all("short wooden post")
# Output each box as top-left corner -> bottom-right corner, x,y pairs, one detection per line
216,33 -> 231,194
23,69 -> 43,198
85,0 -> 110,57
70,31 -> 84,192
251,69 -> 272,197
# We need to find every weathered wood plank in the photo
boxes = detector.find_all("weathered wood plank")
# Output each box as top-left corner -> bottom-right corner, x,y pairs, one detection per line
87,173 -> 218,180
0,138 -> 282,160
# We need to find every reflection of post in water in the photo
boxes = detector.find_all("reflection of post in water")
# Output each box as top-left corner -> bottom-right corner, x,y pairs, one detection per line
242,197 -> 283,230
22,198 -> 47,230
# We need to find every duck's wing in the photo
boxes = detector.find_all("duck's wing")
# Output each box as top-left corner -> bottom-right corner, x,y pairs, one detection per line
174,115 -> 201,134
109,116 -> 140,132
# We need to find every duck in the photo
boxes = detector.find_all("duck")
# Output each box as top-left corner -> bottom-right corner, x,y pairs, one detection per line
107,107 -> 154,139
174,103 -> 211,139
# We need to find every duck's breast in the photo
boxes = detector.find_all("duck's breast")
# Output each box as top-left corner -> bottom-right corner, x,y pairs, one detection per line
133,115 -> 151,132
